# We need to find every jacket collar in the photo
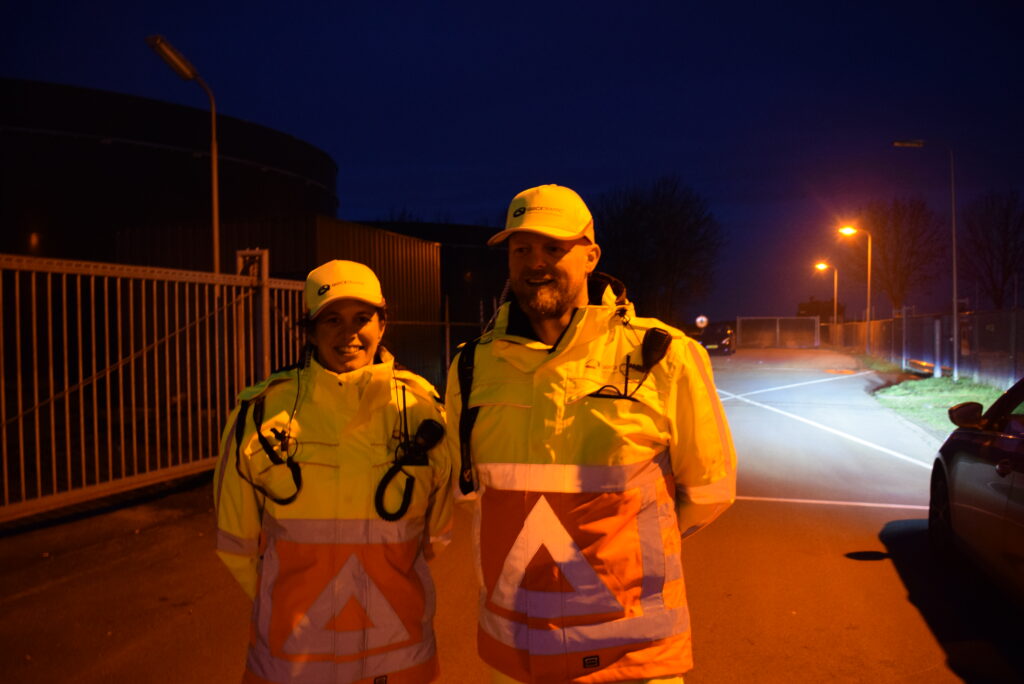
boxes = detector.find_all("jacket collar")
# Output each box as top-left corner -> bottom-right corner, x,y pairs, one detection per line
489,274 -> 635,371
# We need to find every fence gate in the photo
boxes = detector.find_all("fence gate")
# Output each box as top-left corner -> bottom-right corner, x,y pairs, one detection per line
0,252 -> 303,523
735,316 -> 821,349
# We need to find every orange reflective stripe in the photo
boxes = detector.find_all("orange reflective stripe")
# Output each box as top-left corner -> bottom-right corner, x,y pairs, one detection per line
478,482 -> 684,640
260,538 -> 426,659
243,529 -> 438,683
489,495 -> 624,619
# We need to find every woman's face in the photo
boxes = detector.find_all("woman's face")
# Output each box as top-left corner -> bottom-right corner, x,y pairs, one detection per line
309,299 -> 384,373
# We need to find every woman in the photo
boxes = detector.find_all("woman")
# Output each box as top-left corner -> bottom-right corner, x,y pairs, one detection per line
214,259 -> 454,684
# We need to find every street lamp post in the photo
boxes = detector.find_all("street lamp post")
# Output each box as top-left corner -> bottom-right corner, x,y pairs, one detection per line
893,139 -> 957,381
147,35 -> 220,274
814,261 -> 839,346
838,225 -> 872,354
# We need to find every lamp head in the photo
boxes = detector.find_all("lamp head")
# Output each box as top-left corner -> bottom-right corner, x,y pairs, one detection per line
147,35 -> 198,81
815,262 -> 829,271
838,226 -> 857,236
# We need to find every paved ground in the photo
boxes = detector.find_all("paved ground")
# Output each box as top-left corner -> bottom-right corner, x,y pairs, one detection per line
1,348 -> 1020,683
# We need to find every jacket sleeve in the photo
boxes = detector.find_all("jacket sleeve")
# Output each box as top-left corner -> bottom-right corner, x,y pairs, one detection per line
668,337 -> 737,538
422,396 -> 456,561
212,404 -> 263,599
443,350 -> 478,502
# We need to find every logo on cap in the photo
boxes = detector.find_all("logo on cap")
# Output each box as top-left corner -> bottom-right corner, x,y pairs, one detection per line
512,206 -> 526,217
317,284 -> 330,296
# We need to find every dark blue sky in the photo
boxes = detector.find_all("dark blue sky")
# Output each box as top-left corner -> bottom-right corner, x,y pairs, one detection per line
4,1 -> 1021,321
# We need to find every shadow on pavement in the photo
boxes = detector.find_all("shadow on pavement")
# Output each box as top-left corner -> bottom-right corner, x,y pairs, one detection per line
877,518 -> 1024,684
0,472 -> 213,539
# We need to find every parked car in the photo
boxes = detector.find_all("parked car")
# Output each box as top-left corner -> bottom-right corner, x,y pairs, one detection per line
697,322 -> 735,355
929,376 -> 1024,599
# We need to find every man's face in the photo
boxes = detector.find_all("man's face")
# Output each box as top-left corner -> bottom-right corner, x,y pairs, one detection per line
507,232 -> 600,319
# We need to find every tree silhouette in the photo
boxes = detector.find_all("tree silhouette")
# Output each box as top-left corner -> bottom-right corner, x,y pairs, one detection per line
842,197 -> 943,311
592,176 -> 723,324
961,190 -> 1024,310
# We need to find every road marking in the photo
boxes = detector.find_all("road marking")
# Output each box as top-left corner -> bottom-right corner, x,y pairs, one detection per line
737,495 -> 928,510
718,371 -> 873,401
717,389 -> 932,470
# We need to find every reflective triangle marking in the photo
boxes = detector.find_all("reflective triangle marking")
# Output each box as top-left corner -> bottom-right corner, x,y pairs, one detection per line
491,495 -> 622,618
284,554 -> 411,655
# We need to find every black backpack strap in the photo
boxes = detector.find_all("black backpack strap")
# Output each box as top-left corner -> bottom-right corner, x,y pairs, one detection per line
457,339 -> 481,495
234,400 -> 251,470
236,395 -> 302,506
251,398 -> 285,465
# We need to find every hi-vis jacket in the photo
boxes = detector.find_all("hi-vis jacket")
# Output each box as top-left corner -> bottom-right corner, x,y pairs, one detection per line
214,352 -> 454,684
445,281 -> 737,684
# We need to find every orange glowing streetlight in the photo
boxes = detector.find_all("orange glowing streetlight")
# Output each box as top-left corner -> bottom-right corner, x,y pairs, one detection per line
814,261 -> 839,345
838,225 -> 872,354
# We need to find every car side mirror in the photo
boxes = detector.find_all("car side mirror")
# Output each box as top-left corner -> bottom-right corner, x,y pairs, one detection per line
948,402 -> 984,429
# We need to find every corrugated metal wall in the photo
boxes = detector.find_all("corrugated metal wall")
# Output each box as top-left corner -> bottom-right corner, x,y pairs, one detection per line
315,217 -> 444,384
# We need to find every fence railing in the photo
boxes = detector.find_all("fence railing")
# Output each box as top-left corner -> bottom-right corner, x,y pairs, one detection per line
735,316 -> 820,349
0,252 -> 483,523
823,309 -> 1023,390
0,253 -> 285,521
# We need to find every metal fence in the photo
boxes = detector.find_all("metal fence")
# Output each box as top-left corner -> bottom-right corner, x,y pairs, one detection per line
735,316 -> 820,349
0,253 -> 293,521
824,309 -> 1024,390
0,251 -> 488,523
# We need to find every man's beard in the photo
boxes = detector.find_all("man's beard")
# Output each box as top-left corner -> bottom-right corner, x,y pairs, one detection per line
510,276 -> 580,319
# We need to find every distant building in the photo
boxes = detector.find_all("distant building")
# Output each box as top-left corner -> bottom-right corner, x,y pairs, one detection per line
1,79 -> 512,381
1,77 -> 339,276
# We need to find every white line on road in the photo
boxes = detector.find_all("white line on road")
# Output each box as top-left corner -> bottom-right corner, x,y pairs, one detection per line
717,389 -> 932,470
718,371 -> 873,401
737,495 -> 928,510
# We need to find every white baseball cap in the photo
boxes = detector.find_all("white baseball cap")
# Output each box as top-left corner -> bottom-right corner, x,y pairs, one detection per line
304,260 -> 385,319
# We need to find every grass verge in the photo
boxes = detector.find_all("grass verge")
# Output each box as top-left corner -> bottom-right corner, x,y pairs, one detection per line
854,354 -> 904,374
874,376 -> 1006,433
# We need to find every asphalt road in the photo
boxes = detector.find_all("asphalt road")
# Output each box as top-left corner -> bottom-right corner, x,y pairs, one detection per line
1,349 -> 1020,683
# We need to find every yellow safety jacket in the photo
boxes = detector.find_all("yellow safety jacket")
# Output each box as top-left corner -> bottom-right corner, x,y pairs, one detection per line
214,352 -> 454,684
446,282 -> 736,684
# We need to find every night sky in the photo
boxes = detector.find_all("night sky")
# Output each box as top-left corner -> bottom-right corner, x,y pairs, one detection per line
4,1 -> 1022,322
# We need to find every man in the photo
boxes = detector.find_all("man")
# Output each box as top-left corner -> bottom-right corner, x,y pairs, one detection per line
446,184 -> 737,684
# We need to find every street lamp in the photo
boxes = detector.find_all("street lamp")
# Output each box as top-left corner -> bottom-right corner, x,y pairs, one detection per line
814,261 -> 839,345
838,225 -> 872,354
893,138 -> 958,381
147,35 -> 220,274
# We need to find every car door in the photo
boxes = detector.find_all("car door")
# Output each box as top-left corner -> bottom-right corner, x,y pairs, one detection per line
988,386 -> 1024,589
947,379 -> 1024,571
